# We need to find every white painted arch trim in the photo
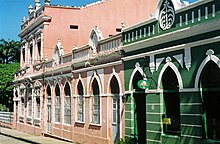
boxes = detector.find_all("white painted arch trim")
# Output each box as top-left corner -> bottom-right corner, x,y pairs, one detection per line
157,61 -> 183,90
45,83 -> 52,97
194,52 -> 220,88
106,68 -> 123,139
89,72 -> 103,95
75,75 -> 86,96
107,68 -> 123,95
63,80 -> 72,96
75,74 -> 86,123
128,63 -> 146,91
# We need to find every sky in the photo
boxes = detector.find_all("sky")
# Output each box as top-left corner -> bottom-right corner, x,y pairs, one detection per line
0,0 -> 197,41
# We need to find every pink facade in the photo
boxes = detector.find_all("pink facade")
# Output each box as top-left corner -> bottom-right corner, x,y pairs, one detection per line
14,0 -> 158,143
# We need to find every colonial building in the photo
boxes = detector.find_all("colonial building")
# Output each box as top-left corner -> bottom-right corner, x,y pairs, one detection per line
13,0 -> 158,143
122,0 -> 220,144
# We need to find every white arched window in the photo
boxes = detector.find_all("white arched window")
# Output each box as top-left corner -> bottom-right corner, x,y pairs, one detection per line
77,80 -> 84,122
91,78 -> 100,124
64,83 -> 71,125
55,84 -> 61,122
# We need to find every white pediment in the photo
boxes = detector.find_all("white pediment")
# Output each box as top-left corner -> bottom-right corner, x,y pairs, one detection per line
88,26 -> 104,54
155,0 -> 189,20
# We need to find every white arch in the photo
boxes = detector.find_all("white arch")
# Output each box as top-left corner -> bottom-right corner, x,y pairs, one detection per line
194,54 -> 220,88
128,63 -> 146,91
75,75 -> 86,96
157,61 -> 183,90
54,82 -> 61,96
63,81 -> 72,96
33,80 -> 42,87
46,83 -> 52,97
107,69 -> 122,95
89,72 -> 103,95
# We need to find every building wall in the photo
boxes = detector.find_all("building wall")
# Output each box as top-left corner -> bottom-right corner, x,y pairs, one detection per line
123,0 -> 220,143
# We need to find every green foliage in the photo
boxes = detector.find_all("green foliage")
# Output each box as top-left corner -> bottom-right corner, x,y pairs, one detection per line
0,63 -> 20,111
0,39 -> 21,64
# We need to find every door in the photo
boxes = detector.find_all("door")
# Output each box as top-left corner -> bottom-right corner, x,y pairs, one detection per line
201,61 -> 220,140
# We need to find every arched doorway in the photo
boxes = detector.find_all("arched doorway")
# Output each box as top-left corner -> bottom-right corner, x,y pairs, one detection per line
162,67 -> 180,135
132,71 -> 146,144
46,85 -> 52,134
200,61 -> 220,141
110,76 -> 120,143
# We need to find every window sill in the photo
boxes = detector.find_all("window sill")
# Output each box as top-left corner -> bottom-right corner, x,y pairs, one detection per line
75,121 -> 85,125
161,133 -> 180,139
89,123 -> 101,127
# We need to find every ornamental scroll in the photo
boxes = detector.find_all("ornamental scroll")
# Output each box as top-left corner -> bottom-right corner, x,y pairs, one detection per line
159,0 -> 175,30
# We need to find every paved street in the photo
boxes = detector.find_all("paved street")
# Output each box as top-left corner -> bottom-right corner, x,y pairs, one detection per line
0,127 -> 75,144
0,134 -> 30,144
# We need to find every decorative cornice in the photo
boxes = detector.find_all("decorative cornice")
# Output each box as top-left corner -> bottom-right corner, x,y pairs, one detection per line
122,19 -> 220,55
122,35 -> 220,61
19,16 -> 51,38
72,60 -> 122,73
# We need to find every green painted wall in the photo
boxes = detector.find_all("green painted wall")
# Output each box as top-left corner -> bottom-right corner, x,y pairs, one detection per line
123,0 -> 220,143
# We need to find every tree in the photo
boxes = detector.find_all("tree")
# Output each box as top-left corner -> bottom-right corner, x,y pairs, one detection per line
0,63 -> 20,111
0,38 -> 20,111
0,39 -> 21,64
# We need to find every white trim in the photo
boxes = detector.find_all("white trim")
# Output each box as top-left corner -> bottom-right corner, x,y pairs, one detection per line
147,112 -> 163,115
75,76 -> 86,123
157,61 -> 183,90
72,60 -> 122,73
122,20 -> 220,55
122,35 -> 220,62
19,16 -> 51,37
147,121 -> 162,124
181,114 -> 202,116
128,63 -> 146,91
181,124 -> 202,128
181,134 -> 202,139
147,130 -> 162,134
89,75 -> 102,125
107,68 -> 123,138
147,139 -> 161,143
194,49 -> 220,88
180,103 -> 202,106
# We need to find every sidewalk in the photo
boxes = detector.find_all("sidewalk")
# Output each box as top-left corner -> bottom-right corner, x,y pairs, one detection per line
0,127 -> 75,144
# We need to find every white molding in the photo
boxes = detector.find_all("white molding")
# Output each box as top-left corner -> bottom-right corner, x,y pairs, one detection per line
122,35 -> 220,62
181,124 -> 202,128
157,61 -> 183,90
122,20 -> 220,54
184,47 -> 191,71
149,55 -> 155,74
73,60 -> 122,73
19,16 -> 51,38
181,134 -> 202,139
173,54 -> 183,68
128,62 -> 146,91
147,139 -> 161,143
194,49 -> 220,88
